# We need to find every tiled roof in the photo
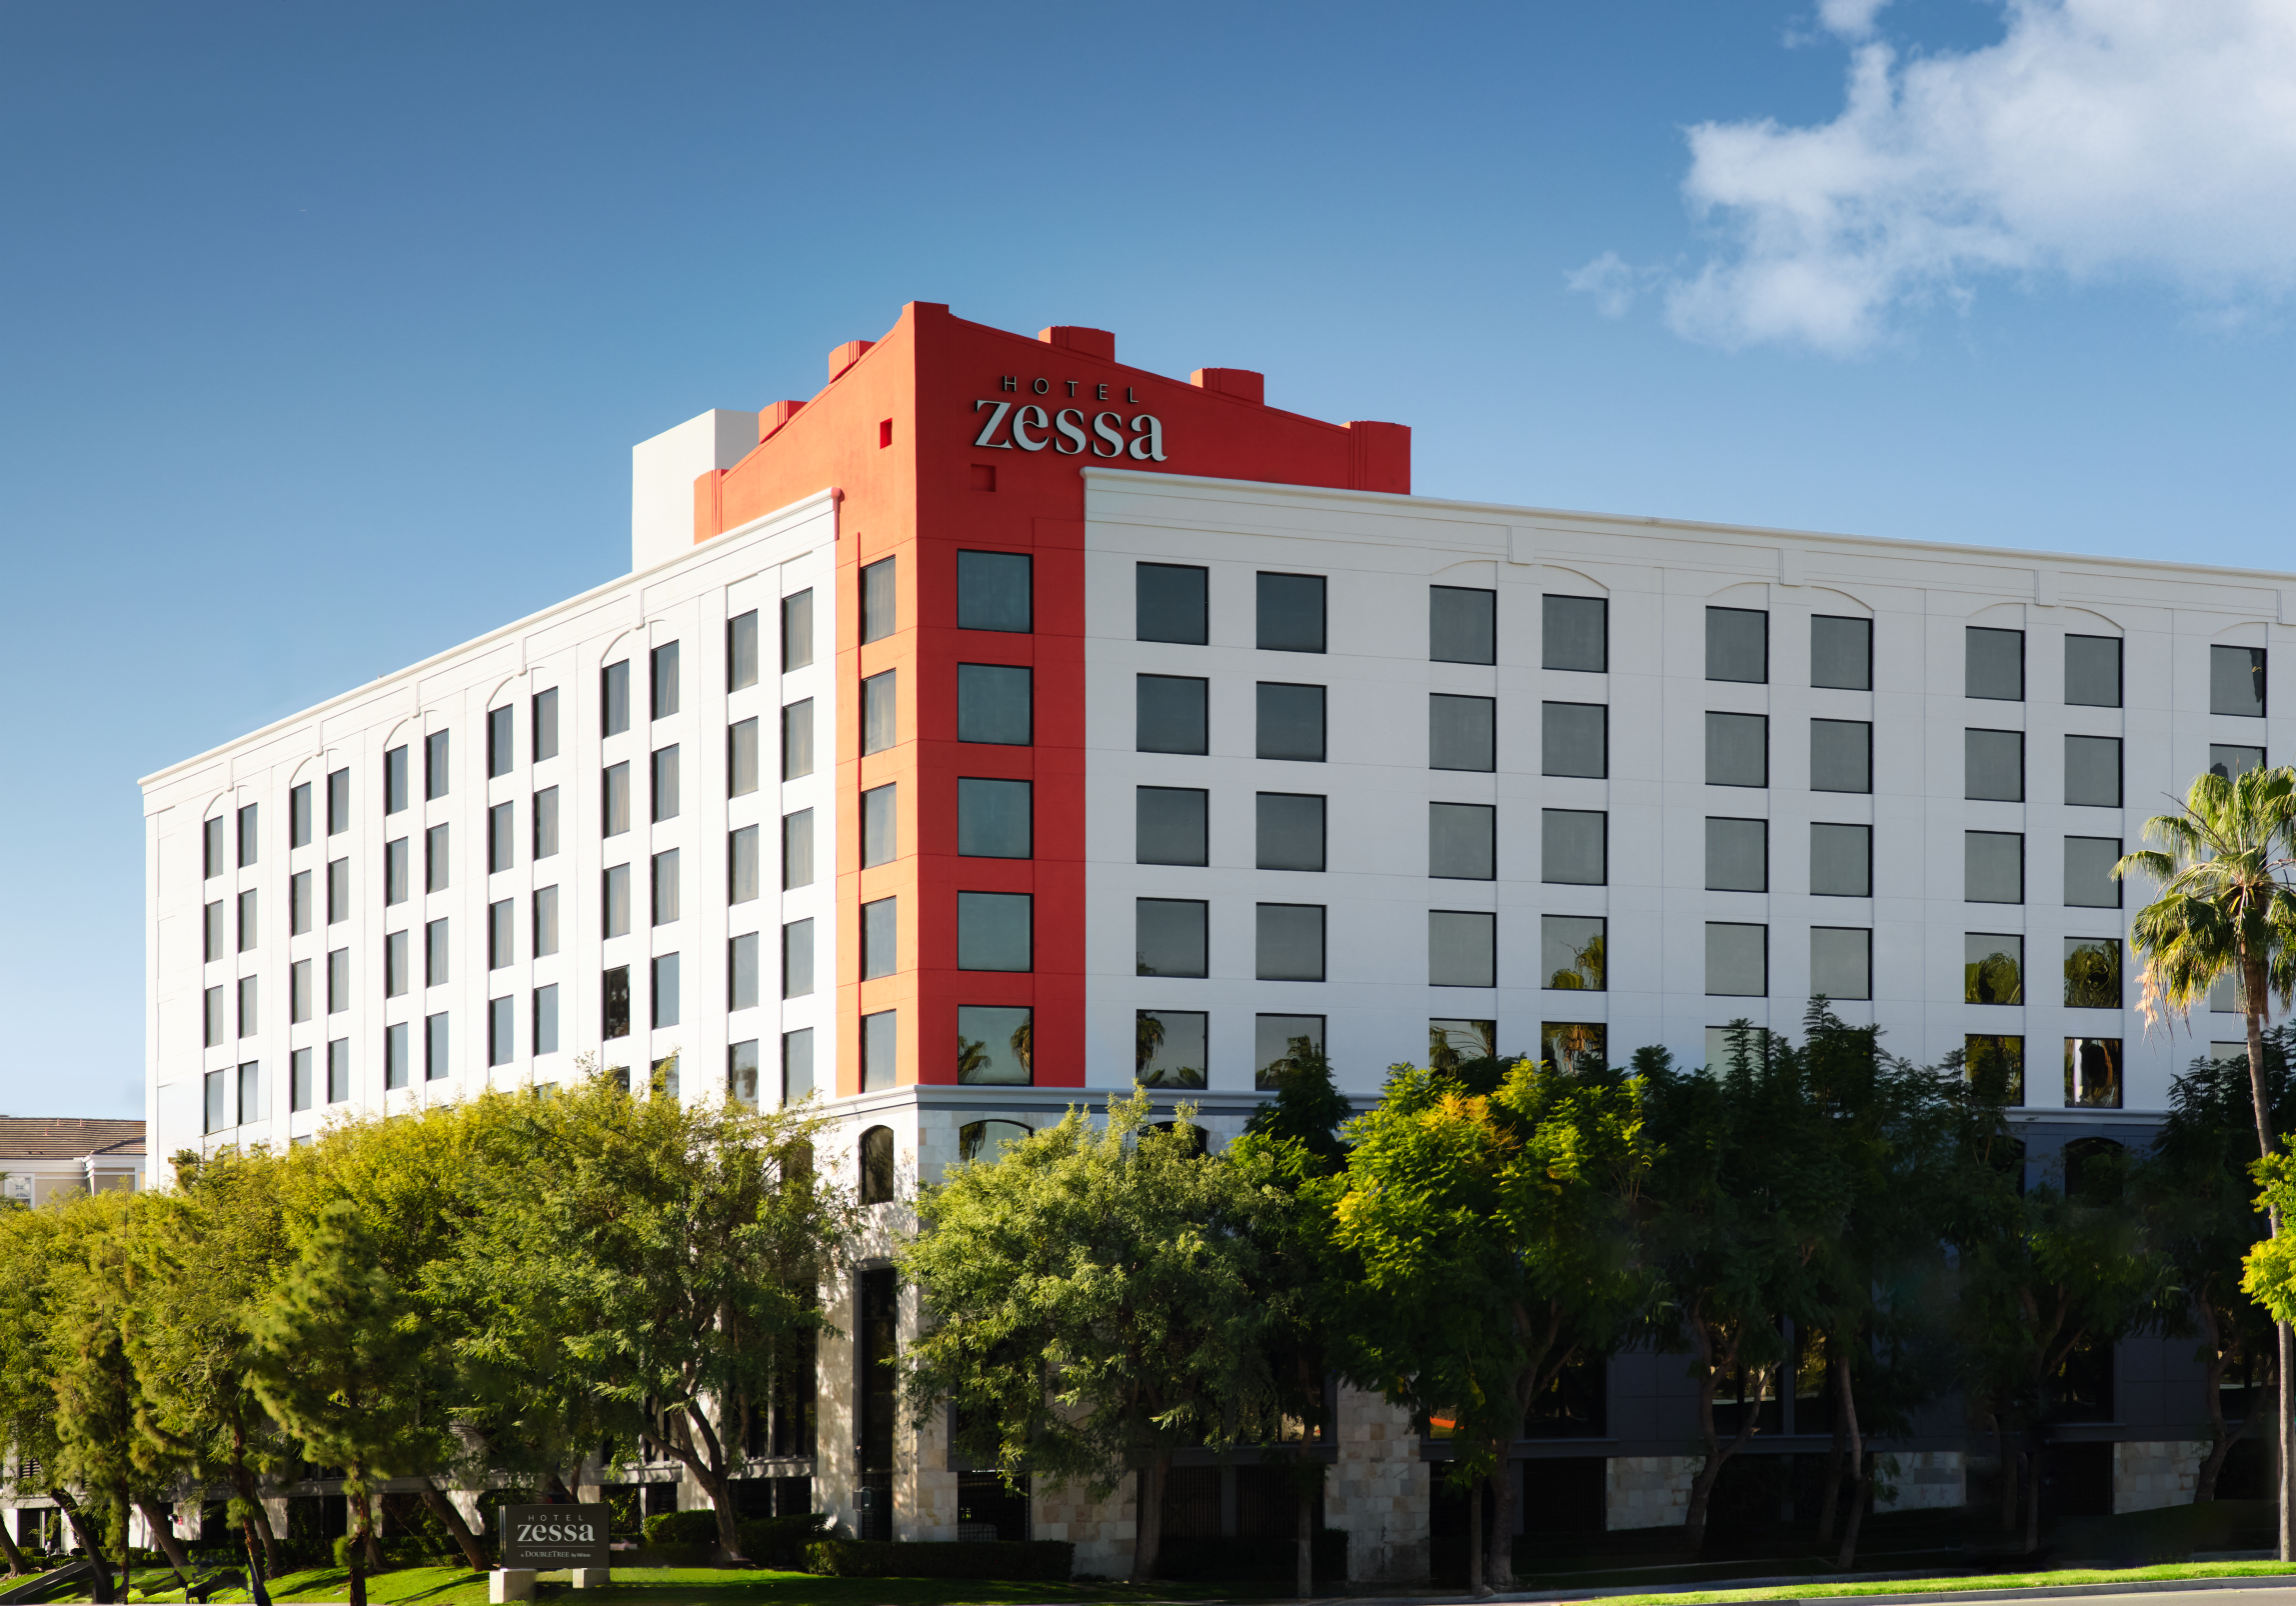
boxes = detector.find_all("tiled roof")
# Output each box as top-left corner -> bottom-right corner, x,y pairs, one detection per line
0,1118 -> 147,1160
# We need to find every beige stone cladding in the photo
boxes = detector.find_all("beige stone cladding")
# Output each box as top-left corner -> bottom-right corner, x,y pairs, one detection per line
1330,1385 -> 1430,1581
2113,1440 -> 2207,1513
1030,1478 -> 1137,1579
1875,1450 -> 1965,1512
1605,1455 -> 1696,1530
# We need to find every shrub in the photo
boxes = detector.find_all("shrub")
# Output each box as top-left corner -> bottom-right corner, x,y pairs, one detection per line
639,1509 -> 721,1547
735,1514 -> 831,1568
1154,1530 -> 1348,1582
804,1539 -> 1074,1580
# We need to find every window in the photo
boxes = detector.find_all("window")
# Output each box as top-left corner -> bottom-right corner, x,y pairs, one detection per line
426,1012 -> 450,1080
650,641 -> 680,720
862,1013 -> 898,1095
326,948 -> 348,1014
326,767 -> 350,835
729,825 -> 760,903
1706,712 -> 1768,788
1811,927 -> 1871,1001
1706,818 -> 1767,892
533,786 -> 559,858
783,920 -> 815,997
326,858 -> 349,924
1811,720 -> 1871,793
1257,793 -> 1326,871
1543,595 -> 1607,672
1811,823 -> 1872,897
1138,674 -> 1210,754
603,763 -> 631,836
1706,922 -> 1767,996
858,669 -> 900,754
859,1123 -> 897,1198
1136,899 -> 1208,978
327,1038 -> 350,1101
780,809 -> 813,889
2213,645 -> 2267,717
783,1027 -> 814,1100
1137,1009 -> 1208,1088
782,700 -> 815,779
729,718 -> 759,796
533,687 -> 560,760
729,933 -> 760,1011
1429,693 -> 1493,771
385,931 -> 409,998
1811,615 -> 1872,690
1136,787 -> 1207,865
204,1068 -> 232,1133
290,783 -> 313,848
385,1022 -> 411,1089
238,803 -> 260,868
1706,607 -> 1768,683
1257,572 -> 1326,652
1542,809 -> 1606,885
602,660 -> 630,736
290,959 -> 313,1024
290,871 -> 312,936
384,746 -> 409,815
1542,915 -> 1605,991
603,965 -> 630,1039
425,918 -> 449,987
651,745 -> 680,822
2066,938 -> 2121,1008
1429,911 -> 1495,987
1256,903 -> 1325,981
238,888 -> 258,951
533,886 -> 559,957
604,864 -> 631,938
238,976 -> 258,1036
1430,802 -> 1496,880
782,589 -> 814,671
203,985 -> 224,1047
1966,831 -> 2025,903
1255,1015 -> 1325,1089
204,899 -> 225,962
1542,702 -> 1606,778
489,899 -> 514,969
1966,729 -> 2024,801
860,558 -> 897,643
2065,736 -> 2122,807
2066,635 -> 2122,707
652,954 -> 680,1028
2066,1038 -> 2123,1108
861,897 -> 898,979
489,802 -> 515,873
958,1005 -> 1033,1085
2212,744 -> 2266,780
728,610 -> 759,691
291,1047 -> 313,1113
204,815 -> 226,879
958,550 -> 1032,632
1967,627 -> 2024,701
2065,836 -> 2123,908
488,995 -> 515,1067
1138,562 -> 1209,644
1431,586 -> 1496,665
487,705 -> 514,779
424,732 -> 450,801
385,838 -> 408,905
862,784 -> 897,867
728,1038 -> 759,1105
958,778 -> 1030,858
958,892 -> 1031,971
425,823 -> 449,893
956,664 -> 1030,745
1542,1022 -> 1604,1075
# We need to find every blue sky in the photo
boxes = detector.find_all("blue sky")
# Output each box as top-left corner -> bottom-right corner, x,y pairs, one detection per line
5,1 -> 2293,1117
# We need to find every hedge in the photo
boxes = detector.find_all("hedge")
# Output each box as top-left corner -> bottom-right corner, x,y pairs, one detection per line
1153,1530 -> 1348,1582
737,1514 -> 832,1568
640,1509 -> 719,1547
804,1539 -> 1075,1580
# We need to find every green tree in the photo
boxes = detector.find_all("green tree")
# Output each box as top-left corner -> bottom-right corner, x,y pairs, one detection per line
0,1202 -> 113,1597
2117,764 -> 2296,1559
1331,1057 -> 1652,1592
900,1093 -> 1279,1583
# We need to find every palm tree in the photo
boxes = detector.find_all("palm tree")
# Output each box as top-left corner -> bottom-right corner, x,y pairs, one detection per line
2117,764 -> 2296,1559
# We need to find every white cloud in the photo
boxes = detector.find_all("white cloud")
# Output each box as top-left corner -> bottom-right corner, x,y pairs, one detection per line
1815,0 -> 1893,40
1651,0 -> 2296,353
1565,251 -> 1643,317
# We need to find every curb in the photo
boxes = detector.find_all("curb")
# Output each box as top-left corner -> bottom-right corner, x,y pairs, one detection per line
1327,1567 -> 2296,1606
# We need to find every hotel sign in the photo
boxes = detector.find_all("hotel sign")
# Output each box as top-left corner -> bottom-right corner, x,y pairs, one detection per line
973,376 -> 1165,460
500,1504 -> 611,1569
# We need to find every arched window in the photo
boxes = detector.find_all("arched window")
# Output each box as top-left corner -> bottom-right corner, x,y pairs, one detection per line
958,1119 -> 1032,1165
859,1126 -> 896,1204
2062,1135 -> 2126,1202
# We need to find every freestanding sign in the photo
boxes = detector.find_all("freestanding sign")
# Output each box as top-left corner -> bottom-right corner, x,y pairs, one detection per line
500,1505 -> 611,1570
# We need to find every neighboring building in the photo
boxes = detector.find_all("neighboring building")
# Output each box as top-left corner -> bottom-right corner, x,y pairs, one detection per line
139,303 -> 2282,1574
0,1116 -> 145,1206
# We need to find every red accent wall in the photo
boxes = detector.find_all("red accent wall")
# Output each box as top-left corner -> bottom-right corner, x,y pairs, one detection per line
695,303 -> 1409,1092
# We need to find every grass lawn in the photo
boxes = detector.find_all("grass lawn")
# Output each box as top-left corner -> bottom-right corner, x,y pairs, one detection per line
1576,1557 -> 2296,1605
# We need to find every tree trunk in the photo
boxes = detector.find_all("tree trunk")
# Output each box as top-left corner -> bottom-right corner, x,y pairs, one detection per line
1684,1361 -> 1769,1555
545,1470 -> 578,1504
116,1494 -> 130,1606
2023,1442 -> 2042,1555
1833,1356 -> 1866,1571
2195,1307 -> 2260,1503
1296,1478 -> 1313,1600
1131,1451 -> 1169,1584
351,1482 -> 381,1572
1466,1471 -> 1484,1597
242,1517 -> 274,1606
2242,970 -> 2292,1566
415,1479 -> 492,1573
54,1490 -> 115,1604
1817,1353 -> 1847,1543
2281,1322 -> 2294,1566
0,1512 -> 28,1578
1484,1457 -> 1516,1589
227,1446 -> 285,1574
1995,1419 -> 2017,1533
134,1496 -> 191,1589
